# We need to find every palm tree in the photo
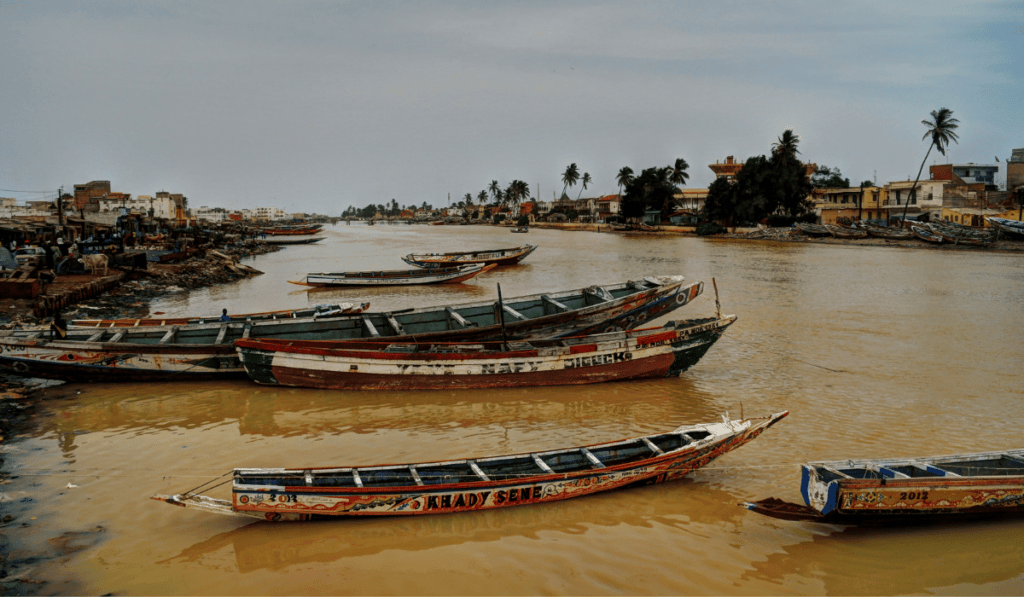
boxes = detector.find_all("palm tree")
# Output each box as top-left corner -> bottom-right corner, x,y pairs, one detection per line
561,163 -> 579,198
772,130 -> 801,158
901,108 -> 959,223
489,180 -> 501,204
576,172 -> 591,200
464,193 -> 472,204
668,158 -> 690,187
616,166 -> 634,199
476,190 -> 487,205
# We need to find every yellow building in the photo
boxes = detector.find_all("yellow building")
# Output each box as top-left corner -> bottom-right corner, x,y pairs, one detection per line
940,207 -> 1004,227
815,186 -> 887,224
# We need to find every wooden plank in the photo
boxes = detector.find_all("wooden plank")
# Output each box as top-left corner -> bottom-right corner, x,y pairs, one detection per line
408,466 -> 424,486
159,327 -> 178,344
532,454 -> 554,474
581,447 -> 605,468
362,315 -> 381,337
642,437 -> 664,455
502,304 -> 528,321
215,324 -> 229,345
541,294 -> 570,312
584,286 -> 613,303
87,331 -> 105,343
468,461 -> 490,482
445,307 -> 473,328
305,470 -> 313,486
242,324 -> 252,339
386,314 -> 404,335
352,470 -> 364,488
109,331 -> 126,343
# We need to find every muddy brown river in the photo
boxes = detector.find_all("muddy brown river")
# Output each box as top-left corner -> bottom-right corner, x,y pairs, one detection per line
4,223 -> 1023,594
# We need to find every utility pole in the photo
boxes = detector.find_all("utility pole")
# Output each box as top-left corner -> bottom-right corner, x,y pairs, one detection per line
57,186 -> 64,229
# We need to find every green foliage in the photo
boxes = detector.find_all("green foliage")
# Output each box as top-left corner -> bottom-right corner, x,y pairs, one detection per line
492,213 -> 506,225
621,167 -> 677,221
766,214 -> 796,228
859,180 -> 875,188
811,165 -> 851,189
696,222 -> 727,236
516,215 -> 529,226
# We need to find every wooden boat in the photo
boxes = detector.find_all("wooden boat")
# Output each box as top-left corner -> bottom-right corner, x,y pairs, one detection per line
288,264 -> 496,287
823,224 -> 868,239
926,224 -> 991,247
0,276 -> 700,382
260,236 -> 326,246
793,222 -> 833,237
71,303 -> 371,328
262,225 -> 324,236
743,447 -> 1024,525
234,315 -> 736,390
511,227 -> 529,233
402,245 -> 537,269
910,225 -> 944,244
930,220 -> 995,239
986,216 -> 1024,240
861,223 -> 914,240
152,411 -> 788,521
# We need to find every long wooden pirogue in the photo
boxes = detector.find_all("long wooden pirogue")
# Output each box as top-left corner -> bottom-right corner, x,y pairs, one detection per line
288,263 -> 496,287
235,315 -> 736,390
152,412 -> 788,521
0,276 -> 700,382
402,245 -> 537,268
743,447 -> 1024,525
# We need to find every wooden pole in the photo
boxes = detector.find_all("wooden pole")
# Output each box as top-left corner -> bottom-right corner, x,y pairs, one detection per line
497,283 -> 509,351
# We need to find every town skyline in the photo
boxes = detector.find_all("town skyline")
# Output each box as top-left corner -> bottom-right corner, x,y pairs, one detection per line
2,1 -> 1020,213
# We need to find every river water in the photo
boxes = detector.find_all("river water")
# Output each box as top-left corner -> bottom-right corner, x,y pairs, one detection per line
5,223 -> 1024,595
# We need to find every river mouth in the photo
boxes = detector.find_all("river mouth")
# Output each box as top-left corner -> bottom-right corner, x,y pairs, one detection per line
3,224 -> 1023,595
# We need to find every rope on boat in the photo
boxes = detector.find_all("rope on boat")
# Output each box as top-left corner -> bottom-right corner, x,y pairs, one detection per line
721,335 -> 850,374
178,471 -> 234,497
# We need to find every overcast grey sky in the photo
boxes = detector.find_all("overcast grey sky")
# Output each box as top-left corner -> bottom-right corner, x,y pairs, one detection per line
1,1 -> 1021,214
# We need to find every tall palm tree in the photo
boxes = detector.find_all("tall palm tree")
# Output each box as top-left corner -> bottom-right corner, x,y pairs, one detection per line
476,190 -> 487,205
772,130 -> 801,157
489,180 -> 501,204
561,163 -> 580,198
576,172 -> 591,200
668,158 -> 690,187
616,166 -> 634,199
901,108 -> 959,223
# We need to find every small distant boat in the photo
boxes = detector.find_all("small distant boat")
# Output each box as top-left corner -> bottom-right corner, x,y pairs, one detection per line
823,224 -> 868,239
861,223 -> 914,240
261,237 -> 326,246
234,315 -> 737,390
152,412 -> 788,521
288,264 -> 496,287
910,225 -> 944,244
402,245 -> 537,269
986,216 -> 1024,240
794,222 -> 833,237
262,224 -> 324,236
743,447 -> 1024,525
511,227 -> 529,233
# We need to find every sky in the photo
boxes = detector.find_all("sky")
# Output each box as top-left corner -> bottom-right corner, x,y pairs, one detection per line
1,0 -> 1021,214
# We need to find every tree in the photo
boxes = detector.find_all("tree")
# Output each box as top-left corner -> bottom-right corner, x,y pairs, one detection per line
668,158 -> 690,187
576,172 -> 591,200
477,190 -> 487,205
811,165 -> 851,189
616,167 -> 634,200
621,166 -> 677,221
902,108 -> 959,222
859,180 -> 874,188
489,180 -> 501,204
463,193 -> 472,205
772,130 -> 801,159
700,177 -> 739,227
561,163 -> 580,198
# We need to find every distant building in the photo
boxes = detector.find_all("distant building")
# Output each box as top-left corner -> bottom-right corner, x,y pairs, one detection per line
73,180 -> 111,211
930,163 -> 999,191
1007,148 -> 1024,191
815,186 -> 887,224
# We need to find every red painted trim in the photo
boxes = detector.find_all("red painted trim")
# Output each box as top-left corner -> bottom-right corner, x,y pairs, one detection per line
570,344 -> 597,354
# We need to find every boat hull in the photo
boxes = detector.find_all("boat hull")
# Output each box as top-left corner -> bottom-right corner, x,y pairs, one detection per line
153,412 -> 787,521
291,264 -> 495,287
402,245 -> 537,268
234,316 -> 735,390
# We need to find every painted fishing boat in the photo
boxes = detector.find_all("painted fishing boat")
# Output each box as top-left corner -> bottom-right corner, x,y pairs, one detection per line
986,216 -> 1024,239
402,245 -> 537,269
910,225 -> 944,244
925,225 -> 991,247
511,227 -> 529,233
260,236 -> 326,245
234,314 -> 736,390
930,220 -> 995,239
70,303 -> 370,328
288,264 -> 496,288
823,224 -> 868,239
793,222 -> 833,237
152,411 -> 788,521
0,276 -> 700,382
861,223 -> 914,240
262,224 -> 324,236
742,447 -> 1024,525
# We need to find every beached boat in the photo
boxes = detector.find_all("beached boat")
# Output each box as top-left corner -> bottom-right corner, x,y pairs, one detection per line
742,447 -> 1024,525
402,245 -> 537,268
511,227 -> 529,233
262,224 -> 324,236
823,224 -> 868,239
861,223 -> 915,240
260,237 -> 326,246
234,315 -> 736,390
794,222 -> 833,237
926,224 -> 991,247
152,411 -> 788,521
986,216 -> 1024,240
288,264 -> 496,287
0,276 -> 700,382
910,225 -> 944,244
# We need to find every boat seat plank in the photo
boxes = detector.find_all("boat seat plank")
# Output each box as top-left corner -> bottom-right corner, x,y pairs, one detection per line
445,307 -> 474,328
502,305 -> 528,321
87,331 -> 105,343
877,466 -> 910,479
584,286 -> 614,303
408,466 -> 424,486
22,331 -> 42,339
159,327 -> 178,344
109,331 -> 126,343
242,324 -> 252,339
362,315 -> 381,338
468,461 -> 490,481
532,454 -> 554,474
386,315 -> 404,335
581,447 -> 605,468
642,437 -> 665,455
541,295 -> 570,313
215,324 -> 229,345
352,470 -> 364,488
305,470 -> 313,486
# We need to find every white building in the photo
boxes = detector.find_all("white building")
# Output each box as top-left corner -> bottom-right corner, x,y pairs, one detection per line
254,207 -> 287,221
883,180 -> 947,220
194,207 -> 227,223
